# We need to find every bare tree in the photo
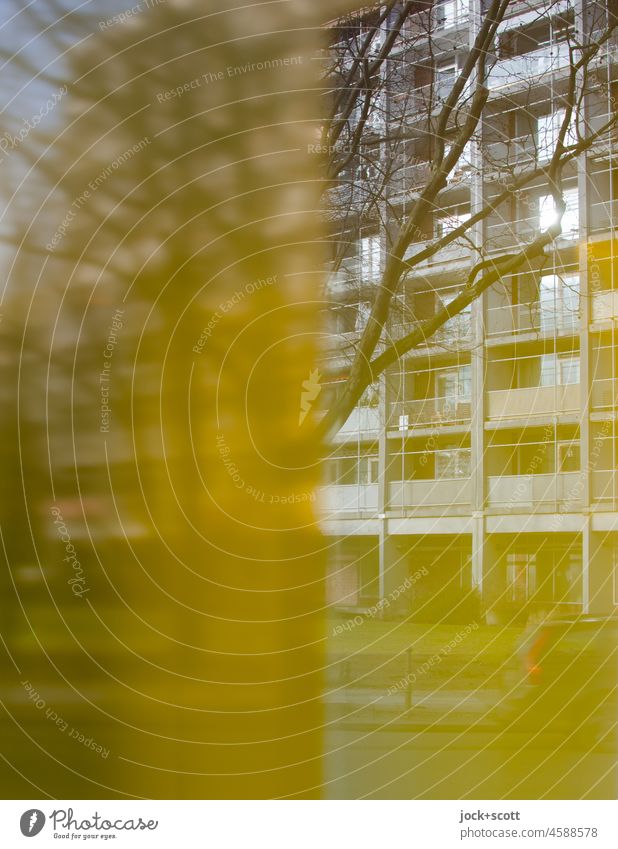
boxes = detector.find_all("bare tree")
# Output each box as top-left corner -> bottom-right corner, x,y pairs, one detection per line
313,0 -> 618,439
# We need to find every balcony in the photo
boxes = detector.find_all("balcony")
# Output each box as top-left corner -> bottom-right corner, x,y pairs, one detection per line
320,484 -> 378,514
398,4 -> 469,46
487,472 -> 582,510
589,198 -> 618,236
486,302 -> 579,338
392,74 -> 472,123
389,161 -> 431,199
591,291 -> 618,324
591,471 -> 618,508
487,384 -> 579,420
402,238 -> 472,270
388,477 -> 471,510
488,43 -> 571,92
590,378 -> 618,412
390,396 -> 471,429
497,0 -> 572,33
434,312 -> 472,345
484,136 -> 535,174
340,406 -> 380,435
390,312 -> 472,348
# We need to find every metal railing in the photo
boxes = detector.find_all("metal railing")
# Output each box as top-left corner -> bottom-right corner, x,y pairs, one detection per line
486,302 -> 579,337
390,396 -> 471,427
488,43 -> 572,91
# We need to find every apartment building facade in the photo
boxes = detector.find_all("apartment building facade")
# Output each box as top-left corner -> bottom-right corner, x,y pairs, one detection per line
320,0 -> 618,621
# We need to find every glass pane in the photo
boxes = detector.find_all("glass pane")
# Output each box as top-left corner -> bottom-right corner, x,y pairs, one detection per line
559,444 -> 580,472
537,110 -> 564,161
540,354 -> 557,386
539,190 -> 578,238
339,457 -> 358,485
554,552 -> 582,604
559,356 -> 580,385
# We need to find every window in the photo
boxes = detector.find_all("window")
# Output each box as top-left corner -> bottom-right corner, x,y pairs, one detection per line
539,273 -> 580,331
359,456 -> 379,484
435,60 -> 458,100
359,235 -> 381,279
339,457 -> 358,485
332,301 -> 373,335
333,304 -> 357,334
355,300 -> 372,332
436,364 -> 471,399
435,0 -> 469,31
356,160 -> 380,183
539,188 -> 579,238
366,93 -> 384,132
558,441 -> 580,472
359,383 -> 379,408
537,110 -> 577,162
327,454 -> 379,486
518,441 -> 553,475
438,289 -> 472,316
559,355 -> 580,385
507,553 -> 537,603
554,550 -> 582,605
437,289 -> 472,340
540,353 -> 580,386
436,0 -> 457,30
435,365 -> 471,418
366,27 -> 383,57
444,140 -> 474,182
435,211 -> 470,239
435,447 -> 471,479
436,60 -> 457,80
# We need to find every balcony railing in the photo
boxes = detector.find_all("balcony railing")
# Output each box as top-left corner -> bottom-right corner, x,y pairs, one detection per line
488,43 -> 572,91
340,406 -> 381,434
320,484 -> 378,513
486,302 -> 579,337
590,378 -> 618,411
398,4 -> 469,45
487,472 -> 582,510
389,312 -> 472,347
484,136 -> 536,172
591,471 -> 618,508
487,384 -> 579,420
390,396 -> 471,428
589,199 -> 618,236
591,290 -> 618,323
402,237 -> 472,270
497,0 -> 572,33
388,477 -> 471,510
389,161 -> 431,198
324,254 -> 384,288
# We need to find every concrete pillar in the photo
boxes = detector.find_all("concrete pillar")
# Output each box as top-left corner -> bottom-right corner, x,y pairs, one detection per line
379,525 -> 411,617
475,532 -> 506,620
471,515 -> 485,594
583,525 -> 615,614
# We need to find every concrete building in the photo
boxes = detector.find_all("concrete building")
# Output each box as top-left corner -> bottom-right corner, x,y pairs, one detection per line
320,0 -> 618,622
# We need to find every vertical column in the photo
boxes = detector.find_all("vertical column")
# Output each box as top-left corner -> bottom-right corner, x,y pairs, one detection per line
475,531 -> 506,620
379,525 -> 411,616
378,372 -> 389,517
575,0 -> 592,621
471,515 -> 485,595
469,0 -> 487,609
582,527 -> 615,614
